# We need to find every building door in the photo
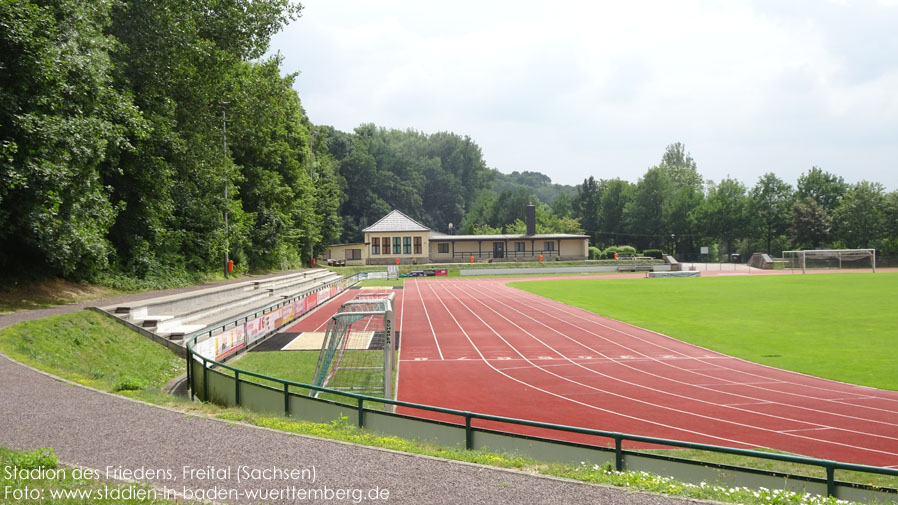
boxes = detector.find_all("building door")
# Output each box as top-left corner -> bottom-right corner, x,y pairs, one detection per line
493,241 -> 504,259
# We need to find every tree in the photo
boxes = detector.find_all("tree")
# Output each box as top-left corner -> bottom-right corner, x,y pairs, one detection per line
796,167 -> 847,214
596,179 -> 632,248
573,176 -> 602,243
0,0 -> 143,277
550,192 -> 574,217
664,185 -> 703,255
459,190 -> 498,234
789,197 -> 831,249
748,173 -> 793,254
659,142 -> 703,190
506,204 -> 584,234
882,191 -> 898,255
624,167 -> 672,250
697,178 -> 748,256
832,181 -> 886,248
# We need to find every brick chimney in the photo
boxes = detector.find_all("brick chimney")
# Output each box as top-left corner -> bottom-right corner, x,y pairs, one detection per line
525,203 -> 536,236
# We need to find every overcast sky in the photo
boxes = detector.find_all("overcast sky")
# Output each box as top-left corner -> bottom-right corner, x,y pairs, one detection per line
269,0 -> 898,190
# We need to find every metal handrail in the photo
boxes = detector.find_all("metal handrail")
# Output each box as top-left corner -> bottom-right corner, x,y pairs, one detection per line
185,335 -> 898,499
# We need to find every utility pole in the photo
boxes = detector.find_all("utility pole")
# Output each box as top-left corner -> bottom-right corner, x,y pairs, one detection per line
221,102 -> 230,279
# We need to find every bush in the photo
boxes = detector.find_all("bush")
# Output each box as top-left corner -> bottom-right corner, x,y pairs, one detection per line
642,249 -> 663,259
603,245 -> 637,258
588,246 -> 603,260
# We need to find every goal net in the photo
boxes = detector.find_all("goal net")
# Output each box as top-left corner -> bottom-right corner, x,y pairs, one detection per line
782,249 -> 876,273
311,293 -> 395,409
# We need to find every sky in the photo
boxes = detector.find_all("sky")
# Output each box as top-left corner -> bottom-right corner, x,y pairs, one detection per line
268,0 -> 898,190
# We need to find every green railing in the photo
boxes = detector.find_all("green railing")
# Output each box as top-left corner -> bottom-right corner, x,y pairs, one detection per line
185,333 -> 898,502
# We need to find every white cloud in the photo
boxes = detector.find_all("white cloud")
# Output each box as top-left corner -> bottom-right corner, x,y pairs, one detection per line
270,0 -> 898,189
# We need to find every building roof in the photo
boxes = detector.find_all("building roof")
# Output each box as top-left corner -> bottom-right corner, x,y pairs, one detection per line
428,232 -> 589,241
362,209 -> 431,233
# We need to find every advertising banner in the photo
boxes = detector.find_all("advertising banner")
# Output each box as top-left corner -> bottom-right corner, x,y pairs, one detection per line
214,324 -> 246,361
193,278 -> 352,360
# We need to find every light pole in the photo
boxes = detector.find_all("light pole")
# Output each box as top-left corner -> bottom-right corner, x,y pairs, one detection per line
670,233 -> 676,256
308,131 -> 318,267
221,102 -> 230,279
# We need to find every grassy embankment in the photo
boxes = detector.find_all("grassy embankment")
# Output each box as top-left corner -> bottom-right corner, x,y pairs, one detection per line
512,272 -> 898,390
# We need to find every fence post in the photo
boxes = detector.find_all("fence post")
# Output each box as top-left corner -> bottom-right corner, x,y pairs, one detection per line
202,356 -> 208,402
234,370 -> 240,406
615,437 -> 624,471
283,383 -> 290,416
186,349 -> 192,401
357,397 -> 365,428
826,465 -> 836,497
465,414 -> 473,450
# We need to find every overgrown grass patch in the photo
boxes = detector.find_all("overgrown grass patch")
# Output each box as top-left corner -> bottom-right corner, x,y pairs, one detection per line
0,311 -> 183,399
511,273 -> 898,390
0,279 -> 126,314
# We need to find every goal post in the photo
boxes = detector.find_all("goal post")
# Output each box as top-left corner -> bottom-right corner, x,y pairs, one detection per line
782,249 -> 876,274
311,293 -> 396,410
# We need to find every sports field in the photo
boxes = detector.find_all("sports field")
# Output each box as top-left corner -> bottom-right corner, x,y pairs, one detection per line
511,273 -> 898,390
242,273 -> 898,467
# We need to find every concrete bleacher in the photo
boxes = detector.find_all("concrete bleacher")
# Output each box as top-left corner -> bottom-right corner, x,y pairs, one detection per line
104,269 -> 342,343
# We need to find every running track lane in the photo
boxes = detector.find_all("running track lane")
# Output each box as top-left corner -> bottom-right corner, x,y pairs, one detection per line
396,277 -> 898,467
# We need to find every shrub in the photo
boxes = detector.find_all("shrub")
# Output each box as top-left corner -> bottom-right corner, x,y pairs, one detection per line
642,249 -> 663,259
588,246 -> 603,260
603,245 -> 637,258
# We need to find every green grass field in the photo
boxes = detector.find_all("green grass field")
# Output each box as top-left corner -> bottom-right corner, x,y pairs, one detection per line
230,349 -> 398,407
511,273 -> 898,390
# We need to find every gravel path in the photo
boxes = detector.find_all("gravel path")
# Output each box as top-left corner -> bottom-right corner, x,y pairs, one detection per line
0,279 -> 700,505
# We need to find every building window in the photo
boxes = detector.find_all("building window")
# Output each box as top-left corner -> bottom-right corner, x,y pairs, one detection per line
371,237 -> 380,255
414,236 -> 422,254
393,237 -> 401,255
544,241 -> 555,251
345,249 -> 362,260
403,236 -> 412,254
437,243 -> 449,254
515,242 -> 526,253
382,237 -> 390,254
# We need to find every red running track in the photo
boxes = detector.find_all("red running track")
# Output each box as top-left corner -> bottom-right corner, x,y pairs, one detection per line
280,288 -> 404,335
395,277 -> 898,468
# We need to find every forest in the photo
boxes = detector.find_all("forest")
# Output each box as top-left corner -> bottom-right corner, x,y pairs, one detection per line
2,0 -> 897,286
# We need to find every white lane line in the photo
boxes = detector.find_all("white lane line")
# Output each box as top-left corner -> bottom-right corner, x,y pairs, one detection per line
416,279 -> 444,360
420,280 -> 757,448
443,281 -> 898,459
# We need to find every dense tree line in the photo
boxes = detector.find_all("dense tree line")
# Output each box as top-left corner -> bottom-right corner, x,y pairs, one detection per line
1,0 -> 344,281
564,144 -> 898,259
3,1 -> 896,285
323,125 -> 494,243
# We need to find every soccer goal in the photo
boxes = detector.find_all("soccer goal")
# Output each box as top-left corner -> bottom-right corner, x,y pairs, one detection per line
782,249 -> 876,274
311,292 -> 396,409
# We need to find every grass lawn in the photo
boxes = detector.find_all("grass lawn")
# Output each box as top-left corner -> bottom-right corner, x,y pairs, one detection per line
511,273 -> 898,390
229,350 -> 320,393
0,311 -> 183,398
230,349 -> 398,408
